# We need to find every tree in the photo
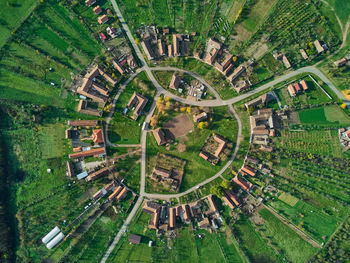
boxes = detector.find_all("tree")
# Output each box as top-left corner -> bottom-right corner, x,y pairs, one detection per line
180,107 -> 187,112
165,101 -> 172,110
135,38 -> 140,45
210,185 -> 224,198
150,116 -> 158,127
164,96 -> 170,102
220,180 -> 231,190
198,121 -> 209,129
247,106 -> 254,115
186,107 -> 191,113
340,103 -> 347,109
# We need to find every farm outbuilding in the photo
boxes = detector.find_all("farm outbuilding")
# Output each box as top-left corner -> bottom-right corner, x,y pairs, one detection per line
46,232 -> 65,249
42,226 -> 60,244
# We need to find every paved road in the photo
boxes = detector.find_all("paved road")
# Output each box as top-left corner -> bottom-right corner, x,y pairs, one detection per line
100,196 -> 144,263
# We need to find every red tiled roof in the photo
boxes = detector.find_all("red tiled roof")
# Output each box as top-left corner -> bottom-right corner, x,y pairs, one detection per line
69,147 -> 105,159
92,129 -> 104,144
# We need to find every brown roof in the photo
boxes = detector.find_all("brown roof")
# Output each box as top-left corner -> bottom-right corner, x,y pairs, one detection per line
193,112 -> 207,122
334,58 -> 347,67
168,44 -> 173,57
226,191 -> 240,206
223,63 -> 234,76
300,49 -> 308,59
233,176 -> 253,192
127,92 -> 148,120
85,0 -> 96,6
129,234 -> 141,244
241,165 -> 256,177
73,147 -> 82,152
104,181 -> 115,192
86,167 -> 109,182
314,40 -> 325,53
213,135 -> 227,157
112,60 -> 125,75
92,129 -> 104,144
148,210 -> 160,229
153,167 -> 172,178
77,100 -> 102,117
169,74 -> 181,90
182,204 -> 191,222
252,128 -> 269,136
169,207 -> 175,229
198,217 -> 210,228
221,54 -> 233,71
98,14 -> 108,24
141,38 -> 156,60
293,83 -> 301,93
222,196 -> 235,209
66,161 -> 74,177
69,147 -> 105,159
143,202 -> 159,214
282,55 -> 291,68
288,84 -> 296,97
206,195 -> 218,215
152,128 -> 167,146
299,80 -> 308,91
234,80 -> 250,93
93,190 -> 103,200
68,120 -> 98,127
116,187 -> 128,200
173,34 -> 180,56
108,186 -> 123,200
158,39 -> 165,56
227,65 -> 245,82
93,5 -> 102,14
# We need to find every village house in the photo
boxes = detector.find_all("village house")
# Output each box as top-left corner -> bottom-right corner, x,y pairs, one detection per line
204,38 -> 222,64
127,55 -> 137,69
282,55 -> 291,69
141,37 -> 157,60
126,92 -> 148,120
245,156 -> 259,165
116,187 -> 128,200
234,176 -> 253,192
193,112 -> 207,123
106,26 -> 119,38
234,80 -> 250,93
77,100 -> 102,117
92,129 -> 104,144
98,14 -> 108,24
198,217 -> 210,228
168,44 -> 173,57
68,120 -> 98,127
314,40 -> 326,53
129,234 -> 141,245
93,5 -> 102,15
112,60 -> 125,75
287,79 -> 308,97
300,49 -> 308,60
240,165 -> 256,177
69,147 -> 105,159
158,39 -> 166,56
245,92 -> 274,109
334,58 -> 347,67
152,128 -> 167,146
86,167 -> 109,182
169,207 -> 176,229
66,161 -> 74,177
85,0 -> 96,7
169,74 -> 181,90
227,65 -> 246,82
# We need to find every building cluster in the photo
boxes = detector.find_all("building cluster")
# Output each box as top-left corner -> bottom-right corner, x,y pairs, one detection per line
142,195 -> 221,234
250,108 -> 276,146
140,26 -> 191,60
339,127 -> 350,151
169,73 -> 207,100
287,79 -> 308,97
201,38 -> 249,87
124,92 -> 148,120
199,134 -> 228,165
150,167 -> 180,191
300,40 -> 328,60
65,120 -> 107,181
76,65 -> 116,116
85,0 -> 109,25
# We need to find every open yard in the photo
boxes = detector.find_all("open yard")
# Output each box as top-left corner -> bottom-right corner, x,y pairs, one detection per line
147,105 -> 238,192
38,124 -> 67,159
164,114 -> 194,138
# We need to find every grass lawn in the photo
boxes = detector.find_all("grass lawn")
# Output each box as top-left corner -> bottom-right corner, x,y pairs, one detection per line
147,106 -> 238,192
259,208 -> 318,263
38,124 -> 67,159
298,105 -> 350,126
278,192 -> 298,206
0,0 -> 38,48
108,71 -> 156,145
232,215 -> 280,263
270,199 -> 338,244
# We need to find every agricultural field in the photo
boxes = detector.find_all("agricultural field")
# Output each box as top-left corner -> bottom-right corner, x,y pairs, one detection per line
298,105 -> 350,127
258,208 -> 318,263
147,105 -> 238,192
278,130 -> 342,157
108,72 -> 156,145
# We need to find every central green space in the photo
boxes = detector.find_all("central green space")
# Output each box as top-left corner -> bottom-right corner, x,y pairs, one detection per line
298,105 -> 350,126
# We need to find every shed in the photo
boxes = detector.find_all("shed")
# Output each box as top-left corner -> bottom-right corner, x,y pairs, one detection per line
129,234 -> 141,244
77,171 -> 88,180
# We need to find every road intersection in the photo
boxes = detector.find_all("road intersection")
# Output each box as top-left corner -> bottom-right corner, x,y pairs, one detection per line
102,0 -> 348,261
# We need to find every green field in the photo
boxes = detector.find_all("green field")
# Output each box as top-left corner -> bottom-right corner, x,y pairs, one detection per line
232,215 -> 280,263
278,192 -> 298,207
108,72 -> 156,145
259,208 -> 318,263
38,124 -> 67,159
147,105 -> 238,192
270,199 -> 338,244
299,105 -> 350,126
279,129 -> 342,157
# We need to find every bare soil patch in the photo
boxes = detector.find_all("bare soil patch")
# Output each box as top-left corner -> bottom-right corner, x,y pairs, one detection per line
164,114 -> 194,138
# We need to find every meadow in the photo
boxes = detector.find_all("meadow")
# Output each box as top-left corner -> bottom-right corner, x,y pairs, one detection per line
259,208 -> 318,263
